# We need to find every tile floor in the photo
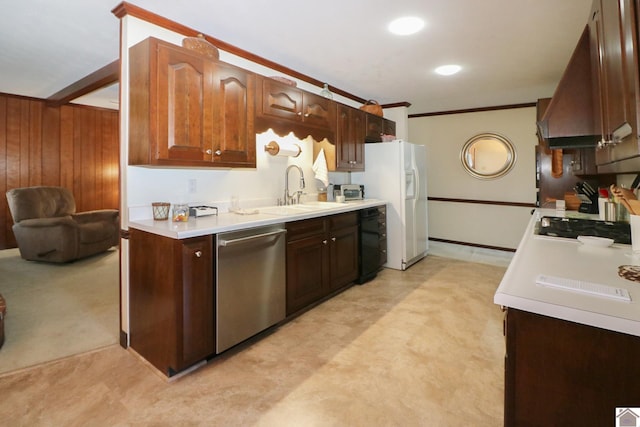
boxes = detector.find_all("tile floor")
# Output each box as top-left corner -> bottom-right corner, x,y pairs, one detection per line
0,255 -> 506,426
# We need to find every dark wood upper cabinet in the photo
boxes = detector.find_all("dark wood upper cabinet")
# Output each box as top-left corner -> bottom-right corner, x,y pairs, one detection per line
365,114 -> 384,142
383,118 -> 396,138
591,0 -> 640,167
211,62 -> 256,167
255,76 -> 336,142
336,104 -> 365,171
537,26 -> 598,149
538,0 -> 640,173
129,37 -> 256,168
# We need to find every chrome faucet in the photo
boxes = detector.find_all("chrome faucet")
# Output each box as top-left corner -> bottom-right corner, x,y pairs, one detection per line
284,165 -> 305,205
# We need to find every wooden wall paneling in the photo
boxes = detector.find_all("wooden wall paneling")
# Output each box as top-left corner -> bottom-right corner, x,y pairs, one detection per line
19,100 -> 30,188
5,98 -> 26,248
73,107 -> 83,209
0,96 -> 7,247
60,105 -> 74,198
28,100 -> 43,186
102,111 -> 119,209
42,106 -> 61,186
0,95 -> 120,250
95,110 -> 105,208
6,98 -> 22,197
83,108 -> 97,211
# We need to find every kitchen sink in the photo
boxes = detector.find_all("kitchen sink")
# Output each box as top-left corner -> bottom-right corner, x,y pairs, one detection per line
259,205 -> 315,216
259,202 -> 343,216
299,201 -> 343,209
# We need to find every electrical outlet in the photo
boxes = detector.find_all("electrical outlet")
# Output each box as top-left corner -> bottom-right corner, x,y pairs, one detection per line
188,179 -> 197,194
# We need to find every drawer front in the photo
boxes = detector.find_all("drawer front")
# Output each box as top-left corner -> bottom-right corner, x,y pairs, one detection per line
329,211 -> 358,230
286,217 -> 326,241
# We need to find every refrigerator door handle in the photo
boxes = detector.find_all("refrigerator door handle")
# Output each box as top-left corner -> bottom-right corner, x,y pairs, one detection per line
413,167 -> 420,202
406,170 -> 416,200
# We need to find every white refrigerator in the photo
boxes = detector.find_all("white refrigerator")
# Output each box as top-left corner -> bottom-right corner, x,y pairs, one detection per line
352,140 -> 428,270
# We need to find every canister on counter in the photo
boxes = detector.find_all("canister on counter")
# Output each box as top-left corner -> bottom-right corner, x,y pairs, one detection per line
151,202 -> 170,220
172,203 -> 189,222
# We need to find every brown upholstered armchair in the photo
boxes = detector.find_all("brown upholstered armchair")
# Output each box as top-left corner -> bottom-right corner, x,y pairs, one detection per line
6,186 -> 119,263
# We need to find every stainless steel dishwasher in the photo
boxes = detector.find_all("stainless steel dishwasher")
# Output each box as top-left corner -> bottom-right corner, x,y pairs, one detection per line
216,224 -> 286,353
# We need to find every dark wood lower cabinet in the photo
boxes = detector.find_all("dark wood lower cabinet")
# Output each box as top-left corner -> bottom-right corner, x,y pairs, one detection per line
328,215 -> 359,291
286,212 -> 359,315
286,228 -> 329,314
129,229 -> 214,376
504,308 -> 640,426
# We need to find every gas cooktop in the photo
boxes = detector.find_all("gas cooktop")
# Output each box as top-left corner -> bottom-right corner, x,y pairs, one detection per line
535,216 -> 631,244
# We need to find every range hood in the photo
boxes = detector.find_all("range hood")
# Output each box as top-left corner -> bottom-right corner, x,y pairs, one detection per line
537,26 -> 599,149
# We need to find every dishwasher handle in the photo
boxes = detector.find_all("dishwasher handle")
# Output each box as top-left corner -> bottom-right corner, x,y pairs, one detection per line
218,228 -> 287,247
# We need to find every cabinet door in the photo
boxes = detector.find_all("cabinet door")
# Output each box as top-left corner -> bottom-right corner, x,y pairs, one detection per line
505,308 -> 640,426
156,42 -> 214,163
336,105 -> 365,171
302,92 -> 335,129
336,104 -> 354,170
129,229 -> 214,376
329,224 -> 359,291
592,0 -> 640,164
350,109 -> 366,171
259,78 -> 303,121
286,234 -> 329,315
365,114 -> 384,142
211,62 -> 256,167
129,229 -> 178,375
177,236 -> 214,370
383,118 -> 396,137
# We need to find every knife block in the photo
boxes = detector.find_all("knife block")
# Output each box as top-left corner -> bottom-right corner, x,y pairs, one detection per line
578,193 -> 599,214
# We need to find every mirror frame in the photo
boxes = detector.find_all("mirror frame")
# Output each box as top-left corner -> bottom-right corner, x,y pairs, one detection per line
460,133 -> 516,179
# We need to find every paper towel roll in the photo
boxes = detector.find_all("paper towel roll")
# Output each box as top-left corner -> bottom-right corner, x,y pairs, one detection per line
264,141 -> 301,157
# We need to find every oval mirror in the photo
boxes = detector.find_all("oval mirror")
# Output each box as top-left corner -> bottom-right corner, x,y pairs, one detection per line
460,133 -> 516,179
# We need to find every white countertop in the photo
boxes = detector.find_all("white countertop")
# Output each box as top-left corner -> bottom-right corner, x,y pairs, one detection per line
128,199 -> 386,239
494,208 -> 640,337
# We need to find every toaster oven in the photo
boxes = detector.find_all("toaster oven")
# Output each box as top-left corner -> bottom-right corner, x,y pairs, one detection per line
333,184 -> 364,201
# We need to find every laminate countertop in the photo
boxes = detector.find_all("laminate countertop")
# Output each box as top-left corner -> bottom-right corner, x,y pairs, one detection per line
494,209 -> 640,337
128,199 -> 386,239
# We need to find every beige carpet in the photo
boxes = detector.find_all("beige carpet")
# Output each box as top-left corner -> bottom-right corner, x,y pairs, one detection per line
0,248 -> 119,374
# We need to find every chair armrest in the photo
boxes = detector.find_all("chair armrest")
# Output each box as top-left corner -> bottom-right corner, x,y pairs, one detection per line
72,209 -> 119,224
17,216 -> 77,228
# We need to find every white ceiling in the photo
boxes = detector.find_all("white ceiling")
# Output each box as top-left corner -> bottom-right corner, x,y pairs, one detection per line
1,0 -> 593,114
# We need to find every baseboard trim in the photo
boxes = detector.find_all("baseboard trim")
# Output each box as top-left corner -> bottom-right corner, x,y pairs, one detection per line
119,330 -> 128,349
429,237 -> 516,253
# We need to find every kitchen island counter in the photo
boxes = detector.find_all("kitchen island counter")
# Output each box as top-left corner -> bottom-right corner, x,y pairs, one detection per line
128,199 -> 386,239
494,208 -> 640,337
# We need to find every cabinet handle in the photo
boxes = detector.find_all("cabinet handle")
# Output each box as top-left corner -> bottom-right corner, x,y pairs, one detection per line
206,149 -> 212,155
382,233 -> 386,237
331,237 -> 336,242
304,113 -> 310,118
322,239 -> 328,245
194,250 -> 202,258
297,112 -> 302,116
597,138 -> 613,149
215,149 -> 222,156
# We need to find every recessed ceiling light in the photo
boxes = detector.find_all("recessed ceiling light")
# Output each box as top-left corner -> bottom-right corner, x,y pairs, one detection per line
435,64 -> 462,76
388,17 -> 425,36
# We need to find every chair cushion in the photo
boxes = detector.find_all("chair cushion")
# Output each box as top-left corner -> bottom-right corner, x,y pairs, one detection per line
6,186 -> 76,222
